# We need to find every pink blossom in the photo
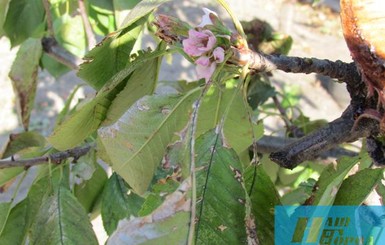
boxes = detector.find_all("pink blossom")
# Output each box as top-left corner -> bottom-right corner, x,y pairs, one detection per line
182,29 -> 216,56
213,47 -> 225,63
198,8 -> 218,28
196,58 -> 217,82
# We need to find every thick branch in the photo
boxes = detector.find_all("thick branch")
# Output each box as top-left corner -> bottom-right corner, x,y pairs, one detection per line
231,47 -> 362,86
0,145 -> 91,169
257,135 -> 358,160
42,37 -> 81,70
269,106 -> 379,169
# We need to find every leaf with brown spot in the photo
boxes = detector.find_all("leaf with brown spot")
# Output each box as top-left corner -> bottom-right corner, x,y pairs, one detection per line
9,38 -> 42,130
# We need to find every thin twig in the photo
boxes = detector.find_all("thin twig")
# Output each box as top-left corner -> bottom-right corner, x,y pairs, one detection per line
0,145 -> 91,169
78,0 -> 97,50
42,0 -> 55,37
41,37 -> 81,70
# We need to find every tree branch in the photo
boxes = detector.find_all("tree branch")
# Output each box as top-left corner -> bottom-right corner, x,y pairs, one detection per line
78,0 -> 97,50
42,0 -> 54,37
41,37 -> 81,70
0,145 -> 91,169
269,106 -> 379,169
231,47 -> 362,86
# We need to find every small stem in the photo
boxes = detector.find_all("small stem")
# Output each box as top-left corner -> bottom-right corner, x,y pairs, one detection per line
78,0 -> 96,50
42,0 -> 55,37
41,37 -> 81,70
272,96 -> 303,137
0,145 -> 91,169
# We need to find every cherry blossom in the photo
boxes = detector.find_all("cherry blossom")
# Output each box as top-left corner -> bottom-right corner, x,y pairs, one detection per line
195,47 -> 225,82
182,29 -> 217,57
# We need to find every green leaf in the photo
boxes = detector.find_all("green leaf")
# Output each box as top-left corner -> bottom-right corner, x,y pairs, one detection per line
3,0 -> 45,46
101,173 -> 144,235
1,131 -> 46,158
29,185 -> 98,245
0,0 -> 10,37
333,168 -> 384,205
48,49 -> 168,151
245,165 -> 281,245
9,38 -> 42,130
98,89 -> 200,194
195,129 -> 247,244
53,14 -> 86,57
74,161 -> 108,213
113,0 -> 141,27
77,17 -> 146,90
103,42 -> 165,125
197,83 -> 263,153
0,168 -> 23,188
312,156 -> 360,206
0,199 -> 29,245
107,178 -> 191,245
40,54 -> 71,78
119,0 -> 170,29
0,202 -> 11,235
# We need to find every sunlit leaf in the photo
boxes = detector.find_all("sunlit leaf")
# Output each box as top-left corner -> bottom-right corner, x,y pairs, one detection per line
9,38 -> 42,130
3,0 -> 45,46
29,185 -> 98,245
119,0 -> 170,30
101,173 -> 144,235
98,88 -> 200,194
40,54 -> 71,78
53,14 -> 86,57
334,168 -> 384,205
107,178 -> 191,245
0,169 -> 23,188
245,164 -> 281,245
197,83 -> 263,153
312,156 -> 360,206
113,0 -> 141,27
77,17 -> 146,90
195,129 -> 248,244
103,42 -> 165,125
0,131 -> 46,159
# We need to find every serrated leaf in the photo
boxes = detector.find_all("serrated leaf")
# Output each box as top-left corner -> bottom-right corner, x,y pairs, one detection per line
3,0 -> 45,46
0,199 -> 29,245
197,83 -> 263,153
74,161 -> 108,213
195,129 -> 247,244
49,49 -> 167,150
77,17 -> 146,90
107,178 -> 191,245
53,14 -> 86,57
29,185 -> 98,245
9,38 -> 42,130
0,0 -> 10,37
103,42 -> 165,125
312,156 -> 360,206
113,0 -> 141,27
101,173 -> 144,235
98,88 -> 200,194
119,0 -> 170,30
245,164 -> 281,245
334,168 -> 384,205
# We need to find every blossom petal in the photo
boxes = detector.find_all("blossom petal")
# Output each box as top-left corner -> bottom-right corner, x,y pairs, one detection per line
182,29 -> 216,56
198,8 -> 218,28
213,47 -> 225,63
195,56 -> 210,66
196,62 -> 216,82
